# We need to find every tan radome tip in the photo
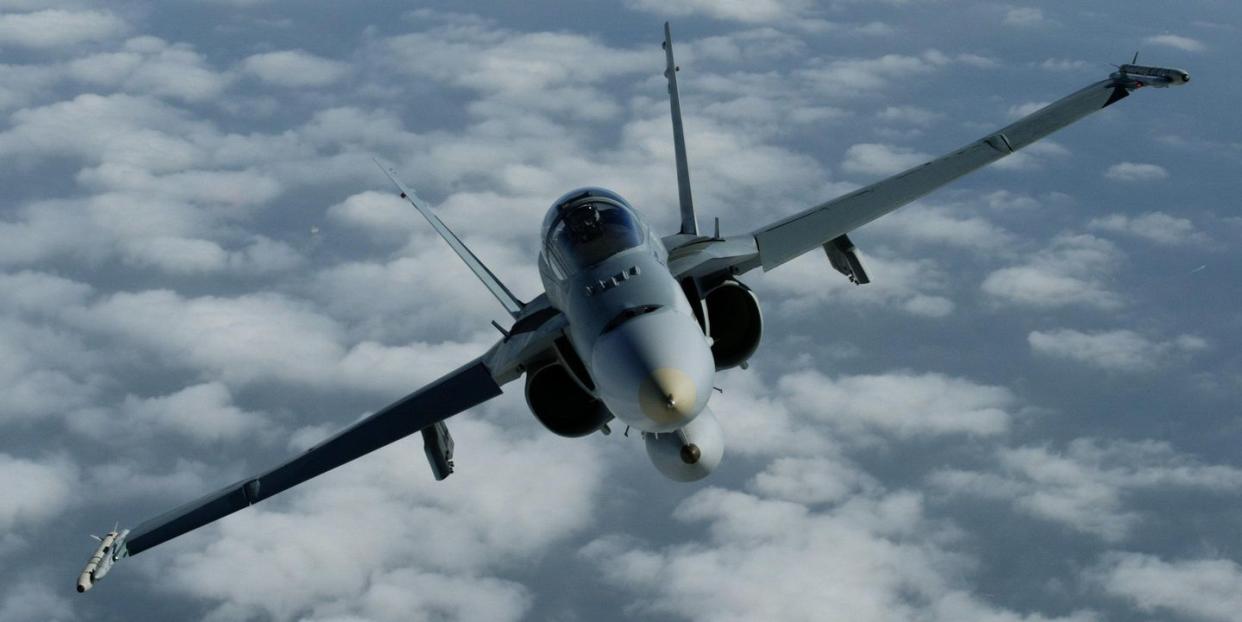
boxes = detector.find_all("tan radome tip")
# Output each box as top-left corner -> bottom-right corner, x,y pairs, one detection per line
638,367 -> 697,425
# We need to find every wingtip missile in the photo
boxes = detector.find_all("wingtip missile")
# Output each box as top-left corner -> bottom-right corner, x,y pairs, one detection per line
76,529 -> 128,593
1113,63 -> 1190,88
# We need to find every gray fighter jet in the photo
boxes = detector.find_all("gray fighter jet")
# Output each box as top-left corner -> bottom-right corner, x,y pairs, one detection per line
77,24 -> 1189,592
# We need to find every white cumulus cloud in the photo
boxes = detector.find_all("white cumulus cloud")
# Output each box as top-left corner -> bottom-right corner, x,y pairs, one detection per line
583,485 -> 1096,622
1088,211 -> 1204,245
867,203 -> 1014,251
121,382 -> 269,442
780,370 -> 1015,440
0,9 -> 126,49
841,143 -> 931,176
0,578 -> 73,622
1090,553 -> 1242,621
932,439 -> 1242,541
797,51 -> 969,98
875,105 -> 943,126
1144,34 -> 1206,52
1028,328 -> 1207,372
0,454 -> 77,530
981,233 -> 1125,310
624,0 -> 815,24
327,191 -> 423,237
241,50 -> 351,87
158,419 -> 604,621
0,316 -> 102,423
1104,162 -> 1169,181
1004,7 -> 1045,27
66,36 -> 230,102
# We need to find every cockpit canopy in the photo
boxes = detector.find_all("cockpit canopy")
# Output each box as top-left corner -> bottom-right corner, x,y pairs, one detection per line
543,188 -> 644,273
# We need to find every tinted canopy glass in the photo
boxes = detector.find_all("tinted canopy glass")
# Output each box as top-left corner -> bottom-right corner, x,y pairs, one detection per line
546,190 -> 643,270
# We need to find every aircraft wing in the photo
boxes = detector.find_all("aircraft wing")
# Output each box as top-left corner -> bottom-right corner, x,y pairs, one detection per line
752,76 -> 1131,270
78,296 -> 569,592
668,65 -> 1185,280
119,357 -> 502,559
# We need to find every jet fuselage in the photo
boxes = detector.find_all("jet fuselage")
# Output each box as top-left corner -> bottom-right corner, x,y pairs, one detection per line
538,188 -> 715,435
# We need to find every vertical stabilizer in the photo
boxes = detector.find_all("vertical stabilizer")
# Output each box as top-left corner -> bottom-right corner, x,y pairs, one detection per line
374,158 -> 525,319
663,22 -> 698,236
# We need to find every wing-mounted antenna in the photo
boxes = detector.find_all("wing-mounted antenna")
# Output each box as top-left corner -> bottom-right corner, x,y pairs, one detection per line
1110,52 -> 1139,70
373,158 -> 525,319
663,22 -> 699,236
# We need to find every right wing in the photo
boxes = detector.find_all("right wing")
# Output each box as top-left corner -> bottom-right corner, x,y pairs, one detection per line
749,65 -> 1193,270
668,65 -> 1185,280
753,77 -> 1135,270
79,294 -> 569,592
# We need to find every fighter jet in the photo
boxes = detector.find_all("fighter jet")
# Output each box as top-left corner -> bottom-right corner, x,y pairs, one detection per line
77,24 -> 1188,591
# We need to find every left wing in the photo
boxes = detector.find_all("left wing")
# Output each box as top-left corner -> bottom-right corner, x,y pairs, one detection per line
78,360 -> 499,591
122,359 -> 499,557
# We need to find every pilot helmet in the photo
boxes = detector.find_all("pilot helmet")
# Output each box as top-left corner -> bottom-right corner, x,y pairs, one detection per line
565,201 -> 603,242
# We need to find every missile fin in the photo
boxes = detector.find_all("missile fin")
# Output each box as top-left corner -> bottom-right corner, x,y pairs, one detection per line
1104,85 -> 1131,107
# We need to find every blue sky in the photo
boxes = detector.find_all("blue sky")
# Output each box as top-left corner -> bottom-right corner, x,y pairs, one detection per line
1,1 -> 1239,621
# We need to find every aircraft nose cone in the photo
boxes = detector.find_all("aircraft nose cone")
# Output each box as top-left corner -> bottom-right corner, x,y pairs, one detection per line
590,308 -> 715,432
638,367 -> 698,426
